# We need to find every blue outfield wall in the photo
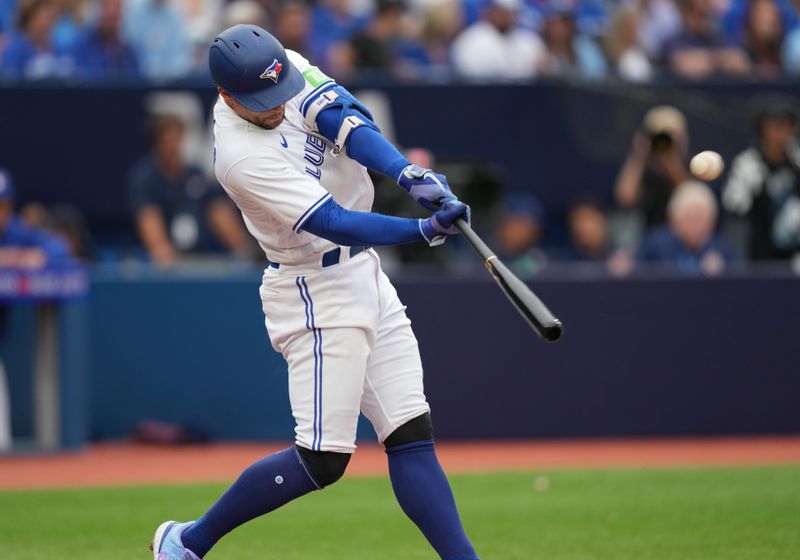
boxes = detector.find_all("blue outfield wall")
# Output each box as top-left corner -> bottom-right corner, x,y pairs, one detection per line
79,270 -> 800,441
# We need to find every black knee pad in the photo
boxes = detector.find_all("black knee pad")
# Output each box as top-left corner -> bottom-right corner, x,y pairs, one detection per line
295,446 -> 351,488
384,412 -> 434,448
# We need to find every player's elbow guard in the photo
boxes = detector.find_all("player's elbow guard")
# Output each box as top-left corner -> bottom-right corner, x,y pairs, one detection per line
303,85 -> 379,157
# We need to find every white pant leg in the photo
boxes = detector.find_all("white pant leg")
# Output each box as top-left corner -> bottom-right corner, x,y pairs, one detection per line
281,326 -> 370,452
261,253 -> 381,453
361,268 -> 430,444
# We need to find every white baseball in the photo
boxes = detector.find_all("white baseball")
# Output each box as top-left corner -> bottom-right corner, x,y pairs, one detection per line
690,151 -> 725,181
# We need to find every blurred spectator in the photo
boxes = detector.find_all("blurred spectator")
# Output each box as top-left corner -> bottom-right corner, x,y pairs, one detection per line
73,0 -> 138,79
51,0 -> 86,53
451,0 -> 544,81
173,0 -> 223,72
495,192 -> 547,276
416,1 -> 462,76
661,0 -> 750,79
741,0 -> 785,78
222,0 -> 269,31
637,181 -> 736,274
0,0 -> 75,79
721,0 -> 797,43
604,5 -> 653,81
128,115 -> 253,266
0,0 -> 15,32
781,4 -> 800,74
123,0 -> 190,80
0,168 -> 71,268
20,202 -> 93,259
722,96 -> 800,259
275,0 -> 311,58
330,0 -> 409,78
309,0 -> 367,68
563,197 -> 610,260
538,8 -> 607,78
637,0 -> 682,59
615,106 -> 692,230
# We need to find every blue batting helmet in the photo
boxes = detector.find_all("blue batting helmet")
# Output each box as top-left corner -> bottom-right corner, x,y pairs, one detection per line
209,24 -> 305,112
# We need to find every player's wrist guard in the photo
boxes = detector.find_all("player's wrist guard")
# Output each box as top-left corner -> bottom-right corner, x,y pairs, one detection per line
419,219 -> 446,247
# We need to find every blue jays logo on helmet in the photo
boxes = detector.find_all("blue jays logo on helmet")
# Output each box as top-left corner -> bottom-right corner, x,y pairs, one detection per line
260,59 -> 283,83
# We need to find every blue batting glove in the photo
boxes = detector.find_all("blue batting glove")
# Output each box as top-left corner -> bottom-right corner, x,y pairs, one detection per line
397,164 -> 458,211
419,200 -> 471,246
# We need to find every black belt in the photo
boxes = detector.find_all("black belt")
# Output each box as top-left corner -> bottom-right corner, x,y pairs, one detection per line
268,245 -> 370,269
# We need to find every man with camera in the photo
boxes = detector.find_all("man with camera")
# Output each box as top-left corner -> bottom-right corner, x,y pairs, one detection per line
615,105 -> 693,229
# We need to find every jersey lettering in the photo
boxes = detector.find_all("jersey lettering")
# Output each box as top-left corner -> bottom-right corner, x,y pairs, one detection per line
304,134 -> 325,180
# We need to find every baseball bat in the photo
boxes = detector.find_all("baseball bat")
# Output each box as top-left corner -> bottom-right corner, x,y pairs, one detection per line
454,217 -> 564,342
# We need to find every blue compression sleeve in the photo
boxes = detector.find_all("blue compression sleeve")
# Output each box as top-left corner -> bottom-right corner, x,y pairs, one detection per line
302,197 -> 423,246
317,107 -> 409,181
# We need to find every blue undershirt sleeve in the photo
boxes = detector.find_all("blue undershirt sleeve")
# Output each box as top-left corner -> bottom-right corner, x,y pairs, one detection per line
316,107 -> 409,182
301,197 -> 424,246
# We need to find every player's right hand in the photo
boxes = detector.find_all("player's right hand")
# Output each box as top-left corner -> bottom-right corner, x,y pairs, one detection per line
398,164 -> 458,211
420,200 -> 471,246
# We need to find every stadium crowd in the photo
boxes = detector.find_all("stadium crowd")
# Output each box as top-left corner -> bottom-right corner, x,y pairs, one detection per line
4,0 -> 800,82
2,0 -> 800,277
2,95 -> 800,277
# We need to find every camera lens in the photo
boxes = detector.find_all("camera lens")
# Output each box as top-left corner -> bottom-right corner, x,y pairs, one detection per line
650,132 -> 673,153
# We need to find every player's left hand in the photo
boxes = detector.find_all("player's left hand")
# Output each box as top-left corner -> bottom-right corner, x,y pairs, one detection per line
397,164 -> 458,211
420,200 -> 471,246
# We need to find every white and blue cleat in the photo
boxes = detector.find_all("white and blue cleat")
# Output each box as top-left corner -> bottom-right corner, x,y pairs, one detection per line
150,521 -> 201,560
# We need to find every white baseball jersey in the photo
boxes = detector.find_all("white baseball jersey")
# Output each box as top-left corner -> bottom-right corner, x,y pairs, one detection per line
213,50 -> 375,265
213,50 -> 430,453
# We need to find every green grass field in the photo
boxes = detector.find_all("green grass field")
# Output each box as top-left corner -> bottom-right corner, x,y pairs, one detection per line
2,466 -> 798,560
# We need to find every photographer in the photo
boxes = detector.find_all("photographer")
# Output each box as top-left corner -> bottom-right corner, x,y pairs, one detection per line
615,106 -> 693,230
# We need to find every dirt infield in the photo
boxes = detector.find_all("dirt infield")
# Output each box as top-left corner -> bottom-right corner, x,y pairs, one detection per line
1,436 -> 799,490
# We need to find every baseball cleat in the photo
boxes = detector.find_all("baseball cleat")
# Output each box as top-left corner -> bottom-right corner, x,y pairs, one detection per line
149,520 -> 200,560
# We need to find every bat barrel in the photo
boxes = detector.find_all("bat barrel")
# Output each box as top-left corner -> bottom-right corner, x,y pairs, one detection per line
455,218 -> 564,343
541,319 -> 564,342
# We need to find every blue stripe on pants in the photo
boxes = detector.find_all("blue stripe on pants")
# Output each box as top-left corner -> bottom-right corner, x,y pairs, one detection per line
297,276 -> 323,451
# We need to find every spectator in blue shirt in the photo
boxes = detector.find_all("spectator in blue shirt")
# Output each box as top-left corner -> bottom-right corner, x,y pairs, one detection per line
0,0 -> 16,33
309,0 -> 367,69
0,0 -> 75,79
539,7 -> 608,78
73,0 -> 138,79
123,0 -> 191,80
637,181 -> 736,275
0,168 -> 70,268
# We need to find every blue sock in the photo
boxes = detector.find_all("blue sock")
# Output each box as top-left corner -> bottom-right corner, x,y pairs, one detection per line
181,447 -> 318,558
386,440 -> 479,560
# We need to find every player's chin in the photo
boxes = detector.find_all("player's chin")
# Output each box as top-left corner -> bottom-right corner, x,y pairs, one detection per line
258,108 -> 285,129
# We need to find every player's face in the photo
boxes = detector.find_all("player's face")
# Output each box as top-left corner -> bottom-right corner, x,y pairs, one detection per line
219,88 -> 286,130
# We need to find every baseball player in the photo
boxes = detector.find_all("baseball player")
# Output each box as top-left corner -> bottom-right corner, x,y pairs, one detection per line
152,24 -> 478,560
